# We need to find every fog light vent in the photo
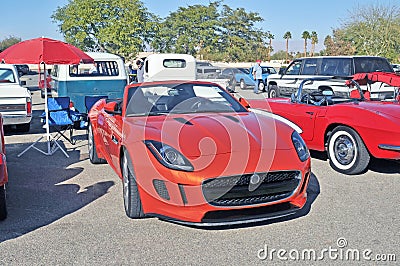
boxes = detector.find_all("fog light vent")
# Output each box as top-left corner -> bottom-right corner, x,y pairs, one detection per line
153,179 -> 170,200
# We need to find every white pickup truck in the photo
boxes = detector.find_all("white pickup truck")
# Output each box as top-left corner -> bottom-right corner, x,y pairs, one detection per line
0,64 -> 32,132
142,53 -> 230,88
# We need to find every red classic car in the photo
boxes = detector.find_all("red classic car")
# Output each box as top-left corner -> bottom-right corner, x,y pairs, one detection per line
0,114 -> 8,220
249,76 -> 400,175
87,80 -> 311,226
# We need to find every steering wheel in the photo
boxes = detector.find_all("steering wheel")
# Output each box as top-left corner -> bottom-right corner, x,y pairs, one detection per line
300,93 -> 316,104
188,97 -> 214,110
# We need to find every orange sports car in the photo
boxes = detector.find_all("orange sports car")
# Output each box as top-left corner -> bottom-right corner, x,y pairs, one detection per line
87,80 -> 311,226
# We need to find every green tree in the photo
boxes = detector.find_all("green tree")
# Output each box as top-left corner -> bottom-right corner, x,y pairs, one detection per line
301,31 -> 310,57
0,36 -> 21,52
219,5 -> 267,62
283,31 -> 292,63
267,32 -> 274,61
152,2 -> 220,58
340,3 -> 400,61
310,31 -> 318,56
322,30 -> 356,56
52,0 -> 158,60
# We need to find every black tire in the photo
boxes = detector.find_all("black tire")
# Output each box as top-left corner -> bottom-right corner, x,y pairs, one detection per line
0,185 -> 7,221
88,122 -> 106,164
259,82 -> 265,92
240,79 -> 246,90
268,84 -> 280,98
121,150 -> 145,218
16,123 -> 30,132
327,126 -> 370,175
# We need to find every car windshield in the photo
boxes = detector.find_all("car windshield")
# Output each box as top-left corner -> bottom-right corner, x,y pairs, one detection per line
0,69 -> 16,83
126,83 -> 247,116
262,67 -> 277,74
238,68 -> 250,74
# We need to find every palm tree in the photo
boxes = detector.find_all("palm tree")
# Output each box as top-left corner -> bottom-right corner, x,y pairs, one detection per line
267,32 -> 274,61
301,31 -> 310,57
283,31 -> 292,63
310,31 -> 318,56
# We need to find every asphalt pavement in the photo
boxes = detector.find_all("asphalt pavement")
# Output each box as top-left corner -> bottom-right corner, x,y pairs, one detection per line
0,75 -> 398,265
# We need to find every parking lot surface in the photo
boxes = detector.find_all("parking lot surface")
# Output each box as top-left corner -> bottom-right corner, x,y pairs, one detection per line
0,75 -> 398,265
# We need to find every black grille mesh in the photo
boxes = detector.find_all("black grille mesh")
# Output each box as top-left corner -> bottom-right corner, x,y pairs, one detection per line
202,171 -> 301,206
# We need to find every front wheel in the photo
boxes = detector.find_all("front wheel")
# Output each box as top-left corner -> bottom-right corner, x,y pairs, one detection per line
88,122 -> 106,164
259,82 -> 265,92
268,84 -> 280,98
0,185 -> 7,221
327,126 -> 370,175
121,150 -> 145,218
240,79 -> 246,90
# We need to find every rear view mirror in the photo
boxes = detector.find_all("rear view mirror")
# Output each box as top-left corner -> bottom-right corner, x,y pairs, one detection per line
239,97 -> 250,108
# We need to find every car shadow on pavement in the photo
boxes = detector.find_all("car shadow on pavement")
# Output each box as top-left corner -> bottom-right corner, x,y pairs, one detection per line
0,141 -> 114,243
176,173 -> 320,230
310,150 -> 400,174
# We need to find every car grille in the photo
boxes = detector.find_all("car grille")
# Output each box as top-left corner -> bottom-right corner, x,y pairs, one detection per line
202,171 -> 301,206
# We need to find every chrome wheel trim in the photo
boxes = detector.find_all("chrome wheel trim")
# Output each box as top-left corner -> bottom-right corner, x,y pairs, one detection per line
122,154 -> 130,211
329,131 -> 358,170
88,125 -> 94,160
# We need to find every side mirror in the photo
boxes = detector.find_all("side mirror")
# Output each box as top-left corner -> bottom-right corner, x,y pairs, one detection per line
239,97 -> 250,108
20,81 -> 26,86
104,101 -> 121,115
279,68 -> 285,75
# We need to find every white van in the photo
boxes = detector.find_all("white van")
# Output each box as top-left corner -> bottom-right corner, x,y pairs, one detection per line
143,53 -> 230,88
50,52 -> 128,112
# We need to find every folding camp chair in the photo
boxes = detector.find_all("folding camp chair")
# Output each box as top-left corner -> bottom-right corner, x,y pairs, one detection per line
43,97 -> 77,145
85,95 -> 108,113
80,95 -> 109,130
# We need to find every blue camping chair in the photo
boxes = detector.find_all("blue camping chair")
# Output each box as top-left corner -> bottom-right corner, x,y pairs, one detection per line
85,95 -> 108,113
79,95 -> 109,130
42,97 -> 80,145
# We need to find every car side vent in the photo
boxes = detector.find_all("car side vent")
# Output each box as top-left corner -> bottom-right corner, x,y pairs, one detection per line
223,115 -> 240,123
173,117 -> 193,125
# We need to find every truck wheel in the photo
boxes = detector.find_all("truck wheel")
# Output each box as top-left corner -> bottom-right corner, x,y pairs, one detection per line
0,185 -> 7,221
268,85 -> 280,98
259,82 -> 265,92
327,126 -> 370,175
240,79 -> 246,90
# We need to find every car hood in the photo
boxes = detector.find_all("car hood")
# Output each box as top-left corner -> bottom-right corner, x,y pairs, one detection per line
124,112 -> 294,157
357,101 -> 400,119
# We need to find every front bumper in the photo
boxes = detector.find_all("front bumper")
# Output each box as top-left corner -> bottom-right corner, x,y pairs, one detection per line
138,167 -> 311,225
379,144 -> 400,152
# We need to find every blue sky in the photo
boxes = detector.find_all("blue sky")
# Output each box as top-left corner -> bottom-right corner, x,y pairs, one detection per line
1,0 -> 395,53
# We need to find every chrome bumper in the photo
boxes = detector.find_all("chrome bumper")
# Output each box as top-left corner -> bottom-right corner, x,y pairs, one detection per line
378,144 -> 400,152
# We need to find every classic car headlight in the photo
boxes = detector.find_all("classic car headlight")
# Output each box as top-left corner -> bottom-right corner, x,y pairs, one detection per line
144,140 -> 194,172
291,131 -> 309,162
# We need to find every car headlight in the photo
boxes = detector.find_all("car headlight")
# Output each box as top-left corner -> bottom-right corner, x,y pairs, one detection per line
291,131 -> 309,162
144,140 -> 194,172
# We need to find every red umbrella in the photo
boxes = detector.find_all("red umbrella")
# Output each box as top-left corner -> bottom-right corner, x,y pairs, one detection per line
0,37 -> 94,157
0,37 -> 93,65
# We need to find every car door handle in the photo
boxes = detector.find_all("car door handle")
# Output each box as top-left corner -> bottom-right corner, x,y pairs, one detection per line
306,111 -> 314,115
